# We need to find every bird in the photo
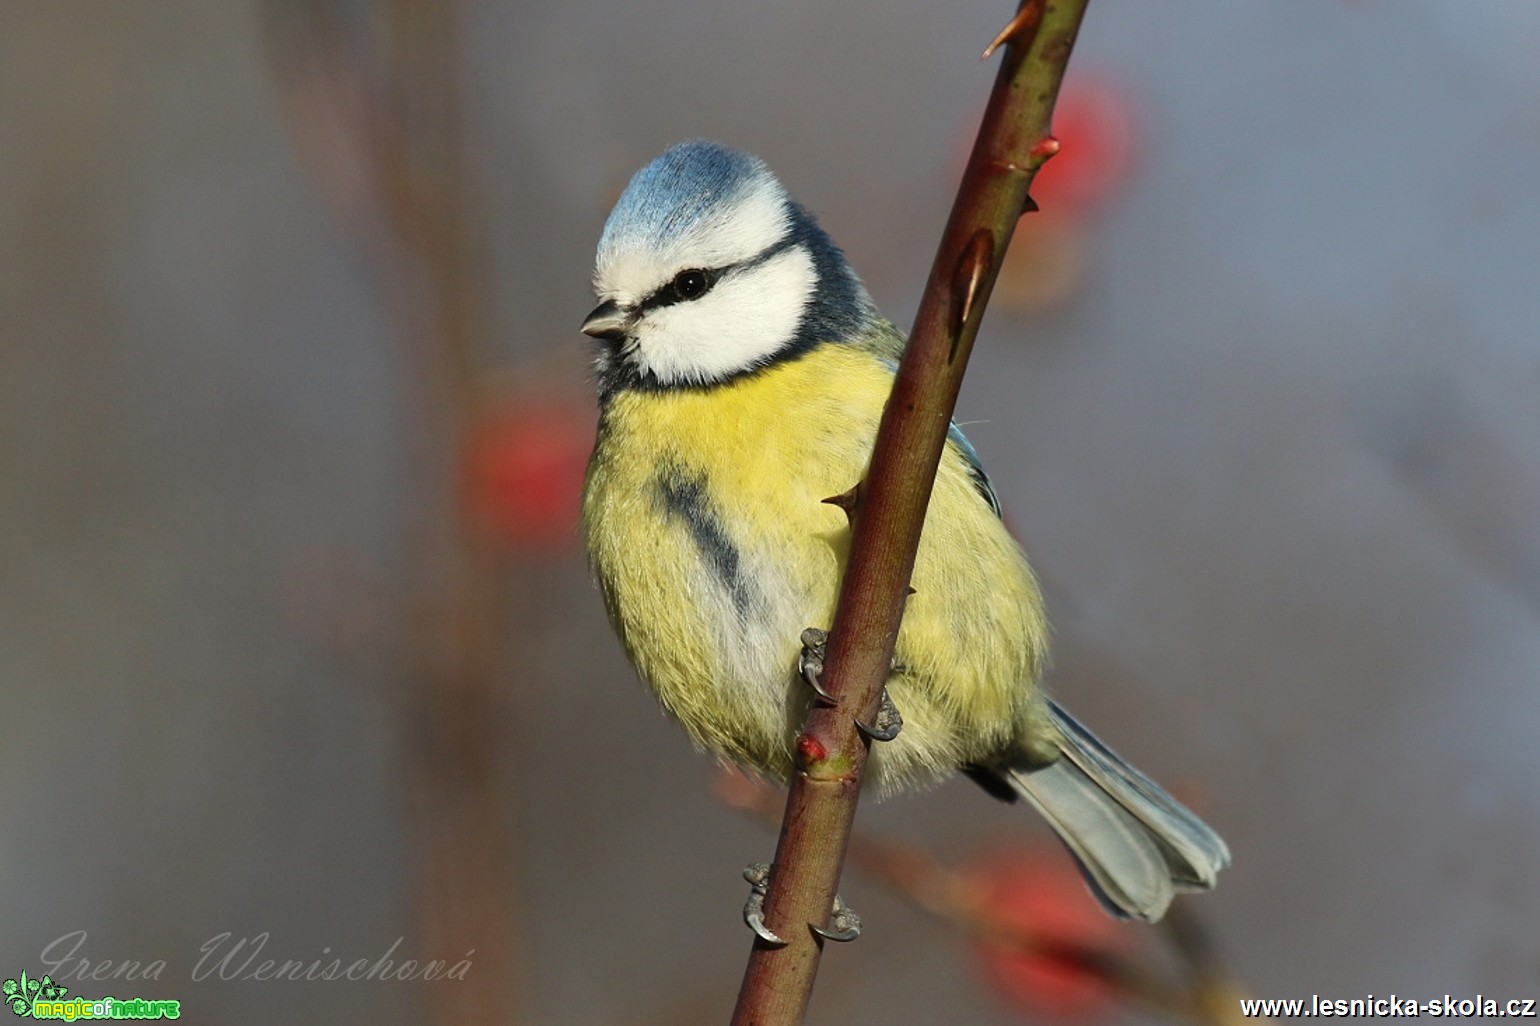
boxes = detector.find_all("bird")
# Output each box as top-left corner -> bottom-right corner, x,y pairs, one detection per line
579,139 -> 1229,922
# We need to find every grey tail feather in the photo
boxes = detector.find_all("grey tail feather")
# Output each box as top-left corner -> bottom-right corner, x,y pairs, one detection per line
993,701 -> 1231,922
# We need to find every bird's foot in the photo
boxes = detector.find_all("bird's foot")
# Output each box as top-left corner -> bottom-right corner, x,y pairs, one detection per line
741,862 -> 863,945
798,628 -> 835,703
742,863 -> 785,946
855,687 -> 903,742
797,627 -> 905,741
812,892 -> 863,942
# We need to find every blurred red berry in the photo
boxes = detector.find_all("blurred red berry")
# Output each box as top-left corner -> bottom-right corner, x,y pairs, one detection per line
980,75 -> 1134,313
1032,75 -> 1135,215
461,394 -> 593,551
965,844 -> 1133,1023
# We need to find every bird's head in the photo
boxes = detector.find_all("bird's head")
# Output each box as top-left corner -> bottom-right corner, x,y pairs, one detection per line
583,140 -> 875,396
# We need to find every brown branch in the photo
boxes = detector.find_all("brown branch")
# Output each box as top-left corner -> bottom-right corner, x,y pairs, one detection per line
728,2 -> 1091,1023
719,773 -> 1262,1026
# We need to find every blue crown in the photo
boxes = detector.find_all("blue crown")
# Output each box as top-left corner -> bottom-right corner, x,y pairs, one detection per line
598,140 -> 782,258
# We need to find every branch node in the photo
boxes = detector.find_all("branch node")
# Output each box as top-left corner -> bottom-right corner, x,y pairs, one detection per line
1030,135 -> 1062,161
796,732 -> 829,766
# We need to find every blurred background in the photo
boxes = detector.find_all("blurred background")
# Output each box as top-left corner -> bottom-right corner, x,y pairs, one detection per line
4,1 -> 1539,1023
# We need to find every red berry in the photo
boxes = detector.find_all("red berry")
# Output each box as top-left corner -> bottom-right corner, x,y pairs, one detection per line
965,844 -> 1133,1023
1032,76 -> 1135,214
460,393 -> 593,551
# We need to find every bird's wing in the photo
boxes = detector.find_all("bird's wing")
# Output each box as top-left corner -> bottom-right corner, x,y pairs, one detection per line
863,318 -> 1002,518
946,421 -> 1002,518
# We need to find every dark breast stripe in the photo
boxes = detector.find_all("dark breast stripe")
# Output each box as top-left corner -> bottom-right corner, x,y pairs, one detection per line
655,467 -> 757,620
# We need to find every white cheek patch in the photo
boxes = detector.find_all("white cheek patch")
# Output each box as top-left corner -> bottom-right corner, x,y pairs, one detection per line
633,246 -> 816,385
594,177 -> 790,306
661,179 -> 790,277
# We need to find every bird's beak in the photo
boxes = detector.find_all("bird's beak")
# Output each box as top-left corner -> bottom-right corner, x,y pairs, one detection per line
581,300 -> 629,341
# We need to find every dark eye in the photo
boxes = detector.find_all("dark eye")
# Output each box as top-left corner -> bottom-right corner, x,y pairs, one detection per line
672,269 -> 711,301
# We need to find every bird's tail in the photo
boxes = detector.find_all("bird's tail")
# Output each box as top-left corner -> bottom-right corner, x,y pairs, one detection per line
997,701 -> 1231,922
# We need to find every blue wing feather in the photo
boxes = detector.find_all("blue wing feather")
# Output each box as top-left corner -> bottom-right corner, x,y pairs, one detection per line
947,422 -> 1002,518
867,325 -> 1001,519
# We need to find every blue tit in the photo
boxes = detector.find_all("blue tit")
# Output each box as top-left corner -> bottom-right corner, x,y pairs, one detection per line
579,140 -> 1228,921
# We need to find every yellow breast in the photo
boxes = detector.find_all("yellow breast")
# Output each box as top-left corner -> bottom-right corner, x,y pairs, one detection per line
582,344 -> 1050,791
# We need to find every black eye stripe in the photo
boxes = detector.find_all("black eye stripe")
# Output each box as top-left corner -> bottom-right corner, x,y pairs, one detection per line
644,267 -> 722,311
637,235 -> 801,314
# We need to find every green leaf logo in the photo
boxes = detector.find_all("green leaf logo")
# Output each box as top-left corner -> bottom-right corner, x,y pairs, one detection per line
3,972 -> 64,1016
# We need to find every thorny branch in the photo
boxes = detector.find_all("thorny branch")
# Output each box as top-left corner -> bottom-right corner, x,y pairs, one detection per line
720,774 -> 1265,1026
729,2 -> 1092,1023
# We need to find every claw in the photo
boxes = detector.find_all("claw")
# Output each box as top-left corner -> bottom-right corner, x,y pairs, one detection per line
743,862 -> 863,944
798,628 -> 836,703
812,894 -> 863,942
802,627 -> 904,736
855,687 -> 903,742
742,863 -> 786,946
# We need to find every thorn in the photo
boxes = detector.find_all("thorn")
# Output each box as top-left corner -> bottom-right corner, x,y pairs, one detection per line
822,484 -> 861,519
981,0 -> 1045,60
951,228 -> 994,347
1022,194 -> 1040,215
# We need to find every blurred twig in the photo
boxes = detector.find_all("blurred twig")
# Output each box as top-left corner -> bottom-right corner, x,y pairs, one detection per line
718,773 -> 1265,1026
262,3 -> 524,1024
729,2 -> 1088,1023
